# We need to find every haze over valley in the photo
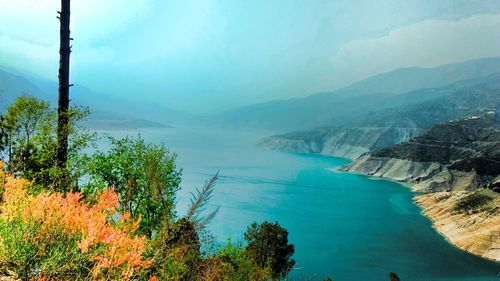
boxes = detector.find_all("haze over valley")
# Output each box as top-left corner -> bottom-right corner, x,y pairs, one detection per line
1,1 -> 499,280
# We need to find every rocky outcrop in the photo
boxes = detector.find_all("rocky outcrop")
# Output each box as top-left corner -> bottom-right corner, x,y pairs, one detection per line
340,155 -> 493,192
341,117 -> 500,261
260,84 -> 500,160
415,191 -> 500,261
341,116 -> 500,192
339,155 -> 441,182
259,124 -> 422,159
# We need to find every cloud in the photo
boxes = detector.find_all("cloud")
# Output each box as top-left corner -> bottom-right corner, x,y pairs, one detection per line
327,13 -> 500,88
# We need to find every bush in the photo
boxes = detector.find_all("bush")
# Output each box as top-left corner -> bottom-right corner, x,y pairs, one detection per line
244,221 -> 295,280
453,190 -> 495,214
86,136 -> 181,237
147,218 -> 203,281
0,163 -> 152,280
213,241 -> 272,281
390,272 -> 400,281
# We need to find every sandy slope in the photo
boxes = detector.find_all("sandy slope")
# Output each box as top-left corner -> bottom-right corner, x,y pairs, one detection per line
415,192 -> 500,262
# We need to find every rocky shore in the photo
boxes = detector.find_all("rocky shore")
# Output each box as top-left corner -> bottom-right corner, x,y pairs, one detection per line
338,117 -> 500,262
415,191 -> 500,261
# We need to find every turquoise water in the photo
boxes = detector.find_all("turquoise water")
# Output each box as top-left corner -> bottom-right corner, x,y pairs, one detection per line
106,125 -> 500,281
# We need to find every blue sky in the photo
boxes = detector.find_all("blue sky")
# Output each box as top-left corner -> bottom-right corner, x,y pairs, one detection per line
1,0 -> 500,112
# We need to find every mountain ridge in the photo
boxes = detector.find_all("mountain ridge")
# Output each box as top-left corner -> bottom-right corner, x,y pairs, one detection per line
259,75 -> 500,159
0,67 -> 188,129
209,56 -> 500,131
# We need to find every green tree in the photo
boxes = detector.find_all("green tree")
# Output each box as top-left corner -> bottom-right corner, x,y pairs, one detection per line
0,95 -> 50,172
27,105 -> 94,190
215,240 -> 272,281
244,221 -> 295,280
86,136 -> 182,237
0,95 -> 94,191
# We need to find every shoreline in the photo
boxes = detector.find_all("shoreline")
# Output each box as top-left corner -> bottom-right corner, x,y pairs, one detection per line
414,192 -> 500,263
332,164 -> 500,263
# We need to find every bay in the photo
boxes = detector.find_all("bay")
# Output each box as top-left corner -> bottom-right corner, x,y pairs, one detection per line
101,124 -> 500,281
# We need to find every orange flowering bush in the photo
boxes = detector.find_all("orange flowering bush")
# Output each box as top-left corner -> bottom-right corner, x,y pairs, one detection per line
0,162 -> 152,280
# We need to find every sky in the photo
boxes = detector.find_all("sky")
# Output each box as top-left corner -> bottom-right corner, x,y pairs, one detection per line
1,0 -> 500,113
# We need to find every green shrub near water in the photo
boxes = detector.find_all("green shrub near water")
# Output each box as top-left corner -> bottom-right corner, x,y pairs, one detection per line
0,96 -> 298,281
85,136 -> 182,238
0,95 -> 95,191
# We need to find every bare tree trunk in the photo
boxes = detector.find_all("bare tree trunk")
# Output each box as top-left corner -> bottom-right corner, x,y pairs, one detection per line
56,0 -> 71,191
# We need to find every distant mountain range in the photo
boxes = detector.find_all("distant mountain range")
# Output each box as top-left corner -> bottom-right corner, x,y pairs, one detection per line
248,57 -> 500,159
0,67 -> 189,130
209,56 -> 500,132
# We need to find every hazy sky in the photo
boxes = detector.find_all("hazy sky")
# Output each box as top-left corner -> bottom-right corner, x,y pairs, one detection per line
1,0 -> 500,113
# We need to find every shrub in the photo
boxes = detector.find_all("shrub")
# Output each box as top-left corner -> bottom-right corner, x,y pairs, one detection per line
390,272 -> 400,281
148,218 -> 203,281
0,164 -> 152,280
86,136 -> 181,237
453,190 -> 495,214
213,240 -> 272,281
244,221 -> 295,280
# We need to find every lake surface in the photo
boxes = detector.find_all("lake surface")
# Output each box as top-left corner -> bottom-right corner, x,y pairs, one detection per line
103,125 -> 500,281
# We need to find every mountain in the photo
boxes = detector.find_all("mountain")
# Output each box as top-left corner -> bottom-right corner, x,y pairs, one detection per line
341,115 -> 500,192
0,67 -> 189,129
259,75 -> 500,159
209,57 -> 500,132
0,68 -> 51,109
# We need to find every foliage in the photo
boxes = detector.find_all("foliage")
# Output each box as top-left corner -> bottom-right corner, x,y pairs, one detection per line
244,221 -> 295,280
85,136 -> 182,237
186,172 -> 220,230
0,95 -> 95,191
148,218 -> 203,280
0,163 -> 152,280
211,240 -> 272,281
389,272 -> 400,281
453,190 -> 496,214
0,95 -> 50,172
0,97 -> 298,281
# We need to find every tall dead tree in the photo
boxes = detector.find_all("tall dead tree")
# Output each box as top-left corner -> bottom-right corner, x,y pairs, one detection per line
56,0 -> 72,190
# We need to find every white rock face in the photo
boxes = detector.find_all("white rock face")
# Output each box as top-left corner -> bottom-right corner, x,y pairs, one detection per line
340,155 -> 487,192
259,125 -> 422,160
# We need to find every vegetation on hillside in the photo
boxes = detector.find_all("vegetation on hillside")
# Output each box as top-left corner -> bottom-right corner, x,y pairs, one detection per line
0,95 -> 297,280
453,189 -> 499,214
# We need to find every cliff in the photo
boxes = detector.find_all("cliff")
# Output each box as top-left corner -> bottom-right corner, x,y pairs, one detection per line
341,116 -> 500,192
341,116 -> 500,261
259,83 -> 500,159
260,123 -> 421,159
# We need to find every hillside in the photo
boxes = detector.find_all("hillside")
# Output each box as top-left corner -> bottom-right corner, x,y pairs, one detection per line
209,57 -> 500,131
260,78 -> 500,159
0,67 -> 188,129
341,116 -> 500,192
339,116 -> 500,262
